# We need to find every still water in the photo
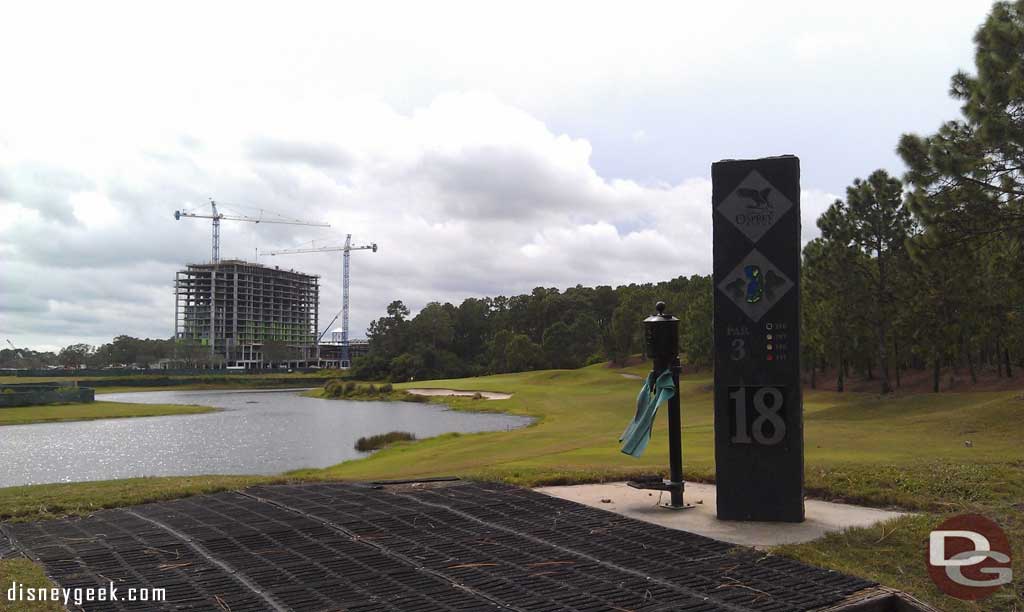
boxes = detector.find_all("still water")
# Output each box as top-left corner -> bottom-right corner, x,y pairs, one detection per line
0,389 -> 532,488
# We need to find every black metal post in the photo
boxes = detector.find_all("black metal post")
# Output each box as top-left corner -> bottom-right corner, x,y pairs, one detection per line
628,302 -> 692,510
667,356 -> 684,508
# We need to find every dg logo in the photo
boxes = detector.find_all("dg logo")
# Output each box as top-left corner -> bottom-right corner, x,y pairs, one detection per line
927,514 -> 1014,601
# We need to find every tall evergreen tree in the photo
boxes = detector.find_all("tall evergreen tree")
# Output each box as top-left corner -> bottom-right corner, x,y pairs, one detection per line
899,0 -> 1024,245
817,170 -> 916,393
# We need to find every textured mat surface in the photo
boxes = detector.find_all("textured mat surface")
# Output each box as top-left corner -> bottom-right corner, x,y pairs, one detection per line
2,481 -> 875,611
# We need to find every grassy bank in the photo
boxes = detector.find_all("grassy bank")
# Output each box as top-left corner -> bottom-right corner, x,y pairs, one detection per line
0,401 -> 216,426
0,475 -> 277,523
0,559 -> 61,612
95,383 -> 321,394
0,371 -> 345,385
0,371 -> 345,395
0,363 -> 1021,609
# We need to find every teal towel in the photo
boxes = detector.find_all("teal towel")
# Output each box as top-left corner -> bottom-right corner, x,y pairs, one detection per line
619,369 -> 676,457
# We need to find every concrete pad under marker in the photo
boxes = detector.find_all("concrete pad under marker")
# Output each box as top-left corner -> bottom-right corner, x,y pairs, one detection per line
535,481 -> 909,548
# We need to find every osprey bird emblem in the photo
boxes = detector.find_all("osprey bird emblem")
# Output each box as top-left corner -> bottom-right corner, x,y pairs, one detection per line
737,187 -> 773,210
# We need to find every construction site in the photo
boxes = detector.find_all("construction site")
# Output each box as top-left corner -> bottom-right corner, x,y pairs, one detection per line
173,200 -> 375,369
174,260 -> 320,367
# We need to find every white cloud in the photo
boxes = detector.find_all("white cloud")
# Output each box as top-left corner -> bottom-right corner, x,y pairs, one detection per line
1,93 -> 842,350
0,0 -> 992,349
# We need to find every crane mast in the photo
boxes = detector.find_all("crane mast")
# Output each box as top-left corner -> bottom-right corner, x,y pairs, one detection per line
263,234 -> 378,367
343,235 -> 352,363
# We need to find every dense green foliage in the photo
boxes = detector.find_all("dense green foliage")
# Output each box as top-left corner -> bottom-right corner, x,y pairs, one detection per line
820,0 -> 1024,393
0,402 -> 216,427
898,0 -> 1024,244
322,379 -> 409,400
352,277 -> 713,381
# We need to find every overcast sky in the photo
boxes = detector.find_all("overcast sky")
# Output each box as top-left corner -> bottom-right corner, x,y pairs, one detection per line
1,0 -> 995,351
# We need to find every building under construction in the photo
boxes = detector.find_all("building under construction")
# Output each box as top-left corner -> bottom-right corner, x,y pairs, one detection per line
174,260 -> 319,367
317,334 -> 370,368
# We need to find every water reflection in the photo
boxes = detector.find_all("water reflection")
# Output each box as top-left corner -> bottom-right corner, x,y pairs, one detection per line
0,388 -> 531,488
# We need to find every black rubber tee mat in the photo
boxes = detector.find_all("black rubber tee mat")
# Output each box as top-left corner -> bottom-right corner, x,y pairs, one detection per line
1,481 -> 874,611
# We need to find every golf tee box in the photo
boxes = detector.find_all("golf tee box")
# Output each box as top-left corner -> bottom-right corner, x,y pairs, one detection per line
712,155 -> 804,522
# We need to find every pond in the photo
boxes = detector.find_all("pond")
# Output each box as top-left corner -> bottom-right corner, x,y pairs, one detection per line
0,388 -> 532,488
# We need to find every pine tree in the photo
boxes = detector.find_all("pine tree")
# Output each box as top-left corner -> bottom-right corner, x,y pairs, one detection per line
817,171 -> 916,393
898,0 -> 1024,245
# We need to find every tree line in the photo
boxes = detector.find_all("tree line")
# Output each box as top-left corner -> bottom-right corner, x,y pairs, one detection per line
0,335 -> 312,370
0,336 -> 180,370
351,276 -> 713,381
805,0 -> 1024,392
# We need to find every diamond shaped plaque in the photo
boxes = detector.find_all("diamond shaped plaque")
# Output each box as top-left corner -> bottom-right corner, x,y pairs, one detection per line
716,248 -> 794,322
717,170 -> 794,243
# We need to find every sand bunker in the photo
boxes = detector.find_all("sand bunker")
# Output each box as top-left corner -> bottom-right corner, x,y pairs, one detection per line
405,388 -> 512,400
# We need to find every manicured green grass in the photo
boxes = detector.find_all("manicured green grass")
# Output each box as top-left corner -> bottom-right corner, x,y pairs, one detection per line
0,559 -> 62,612
95,383 -> 321,394
1,363 -> 1021,609
0,475 -> 276,523
0,371 -> 344,395
0,402 -> 217,426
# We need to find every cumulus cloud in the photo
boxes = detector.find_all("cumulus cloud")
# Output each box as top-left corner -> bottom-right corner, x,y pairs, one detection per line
1,94 -> 837,350
246,138 -> 354,170
0,163 -> 93,224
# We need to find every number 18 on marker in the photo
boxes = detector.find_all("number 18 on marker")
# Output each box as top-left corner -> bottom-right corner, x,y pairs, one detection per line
728,386 -> 787,446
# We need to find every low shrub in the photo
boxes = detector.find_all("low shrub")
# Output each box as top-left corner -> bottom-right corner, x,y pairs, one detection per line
354,431 -> 416,452
324,379 -> 345,398
324,381 -> 405,400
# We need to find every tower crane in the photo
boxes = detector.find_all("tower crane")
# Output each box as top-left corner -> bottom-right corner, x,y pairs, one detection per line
174,198 -> 330,263
6,340 -> 24,360
264,234 -> 378,367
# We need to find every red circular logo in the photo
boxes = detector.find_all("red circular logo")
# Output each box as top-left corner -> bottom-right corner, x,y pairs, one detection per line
926,514 -> 1013,601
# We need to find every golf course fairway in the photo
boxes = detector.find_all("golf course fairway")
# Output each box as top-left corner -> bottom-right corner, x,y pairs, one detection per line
1,363 -> 1021,611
